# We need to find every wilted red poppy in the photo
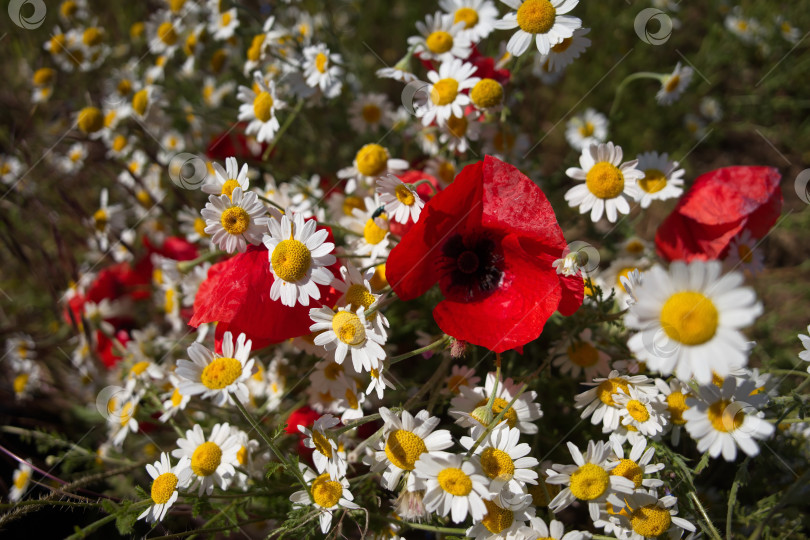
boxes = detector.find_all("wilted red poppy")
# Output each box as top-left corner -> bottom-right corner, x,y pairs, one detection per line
190,239 -> 341,350
655,166 -> 782,262
386,156 -> 583,353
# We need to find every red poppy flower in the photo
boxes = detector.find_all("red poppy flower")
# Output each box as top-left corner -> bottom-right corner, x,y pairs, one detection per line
190,236 -> 341,350
386,156 -> 583,353
655,166 -> 782,262
206,122 -> 267,161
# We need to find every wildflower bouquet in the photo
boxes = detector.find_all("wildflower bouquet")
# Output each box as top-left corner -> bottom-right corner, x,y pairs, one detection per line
2,1 -> 810,539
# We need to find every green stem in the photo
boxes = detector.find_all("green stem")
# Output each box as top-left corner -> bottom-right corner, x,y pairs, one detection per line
0,499 -> 102,510
149,518 -> 270,540
409,179 -> 436,195
257,194 -> 286,212
726,457 -> 749,539
263,99 -> 305,160
65,500 -> 151,540
399,520 -> 468,535
389,336 -> 450,365
466,380 -> 529,458
610,72 -> 665,117
764,369 -> 810,378
177,250 -> 224,273
689,491 -> 723,540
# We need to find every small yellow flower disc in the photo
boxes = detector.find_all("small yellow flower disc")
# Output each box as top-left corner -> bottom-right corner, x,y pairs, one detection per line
361,104 -> 382,124
474,397 -> 518,428
83,27 -> 103,46
395,184 -> 416,206
355,144 -> 389,177
454,7 -> 479,28
13,373 -> 29,394
271,239 -> 312,282
578,121 -> 595,137
193,217 -> 209,238
639,168 -> 668,194
666,392 -> 689,425
191,442 -> 222,477
569,463 -> 609,501
150,472 -> 178,504
220,207 -> 251,235
596,378 -> 630,406
480,447 -> 515,481
345,284 -> 375,310
253,91 -> 274,122
312,430 -> 334,458
315,52 -> 328,73
446,115 -> 468,138
626,399 -> 650,422
221,179 -> 241,199
470,79 -> 504,109
659,291 -> 718,345
158,21 -> 178,45
426,31 -> 454,54
567,342 -> 599,367
631,504 -> 672,537
437,467 -> 472,496
430,78 -> 459,106
517,0 -> 557,34
586,162 -> 625,199
611,458 -> 643,488
384,429 -> 427,470
331,312 -> 366,346
132,89 -> 149,117
201,357 -> 243,389
33,68 -> 56,87
708,399 -> 744,432
60,1 -> 78,18
481,499 -> 514,534
311,473 -> 342,508
363,216 -> 388,245
93,208 -> 109,232
78,106 -> 104,134
552,36 -> 574,53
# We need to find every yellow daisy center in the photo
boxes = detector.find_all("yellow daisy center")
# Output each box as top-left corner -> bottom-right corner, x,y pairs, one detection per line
184,33 -> 198,56
626,399 -> 650,422
395,184 -> 416,206
331,312 -> 366,346
569,463 -> 609,501
666,392 -> 689,425
426,31 -> 454,54
60,0 -> 78,17
200,357 -> 243,390
361,104 -> 382,124
158,22 -> 178,45
363,215 -> 388,245
150,472 -> 178,504
446,114 -> 468,138
247,34 -> 265,62
78,107 -> 104,134
164,288 -> 176,314
430,78 -> 459,106
220,207 -> 250,235
169,0 -> 186,13
311,472 -> 342,508
14,469 -> 30,490
93,208 -> 109,232
481,499 -> 514,534
83,27 -> 103,47
616,267 -> 635,292
324,361 -> 342,380
193,217 -> 209,238
132,89 -> 149,117
528,477 -> 560,507
480,447 -> 515,481
253,91 -> 274,122
130,22 -> 144,39
611,458 -> 644,488
130,361 -> 150,376
567,342 -> 599,367
13,373 -> 29,394
438,161 -> 456,184
455,7 -> 480,28
708,399 -> 744,432
237,446 -> 247,465
446,374 -> 469,394
271,239 -> 312,282
596,378 -> 630,406
211,49 -> 227,73
345,284 -> 375,310
221,179 -> 241,199
737,244 -> 753,264
191,442 -> 222,477
639,168 -> 668,194
119,401 -> 136,427
470,79 -> 504,109
665,75 -> 681,93
474,397 -> 518,428
355,144 -> 389,177
437,467 -> 472,496
659,291 -> 718,345
384,429 -> 427,470
577,122 -> 594,139
343,195 -> 365,216
586,162 -> 625,199
136,190 -> 153,208
370,264 -> 388,289
315,52 -> 328,73
312,430 -> 333,458
345,387 -> 360,409
221,11 -> 232,26
517,0 -> 557,34
552,36 -> 574,52
170,388 -> 183,407
33,67 -> 56,86
112,135 -> 127,152
631,504 -> 672,537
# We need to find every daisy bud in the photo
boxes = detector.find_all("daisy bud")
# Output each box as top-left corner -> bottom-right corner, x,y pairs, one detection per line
394,489 -> 428,522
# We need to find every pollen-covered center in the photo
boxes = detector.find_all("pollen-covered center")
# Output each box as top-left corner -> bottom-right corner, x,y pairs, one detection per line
312,430 -> 333,458
470,78 -> 504,109
311,472 -> 343,508
455,7 -> 480,28
78,106 -> 104,133
130,361 -> 150,376
361,104 -> 382,124
14,469 -> 30,489
480,447 -> 516,481
626,399 -> 651,422
170,388 -> 184,407
586,162 -> 625,199
194,217 -> 209,238
150,472 -> 178,504
666,391 -> 689,425
737,244 -> 754,263
516,0 -> 557,34
343,195 -> 365,216
345,284 -> 375,310
578,121 -> 595,137
221,179 -> 241,199
474,397 -> 518,428
660,291 -> 718,345
14,373 -> 29,394
331,311 -> 366,346
395,184 -> 416,206
567,342 -> 599,367
446,114 -> 469,138
355,144 -> 389,177
631,504 -> 672,537
430,78 -> 459,106
363,215 -> 388,244
315,52 -> 328,73
158,21 -> 178,45
708,399 -> 745,433
93,208 -> 109,231
201,357 -> 243,389
132,89 -> 149,116
552,36 -> 574,52
437,467 -> 473,496
253,91 -> 274,122
596,378 -> 631,406
384,429 -> 428,470
426,30 -> 454,54
569,463 -> 610,501
220,207 -> 250,235
271,239 -> 312,282
639,168 -> 668,193
191,441 -> 222,477
481,499 -> 514,534
612,458 -> 643,488
664,75 -> 681,93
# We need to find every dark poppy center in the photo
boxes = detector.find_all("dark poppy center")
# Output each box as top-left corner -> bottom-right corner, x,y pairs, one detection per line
441,234 -> 503,302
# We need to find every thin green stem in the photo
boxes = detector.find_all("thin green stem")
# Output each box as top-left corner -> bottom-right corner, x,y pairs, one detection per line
466,380 -> 528,458
257,194 -> 286,212
610,72 -> 665,117
389,336 -> 450,365
177,250 -> 224,273
263,99 -> 305,160
726,456 -> 749,539
409,179 -> 436,195
399,520 -> 468,535
689,491 -> 723,540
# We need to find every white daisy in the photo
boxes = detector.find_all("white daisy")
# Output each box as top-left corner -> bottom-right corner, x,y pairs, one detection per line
614,491 -> 696,540
725,229 -> 765,277
416,58 -> 480,127
138,453 -> 192,523
202,156 -> 250,199
614,387 -> 668,437
338,144 -> 409,193
440,110 -> 482,153
798,325 -> 810,372
263,210 -> 336,307
172,423 -> 240,495
654,378 -> 692,445
299,414 -> 347,479
346,195 -> 393,262
332,263 -> 389,337
539,26 -> 591,73
176,331 -> 255,406
451,372 -> 543,436
202,187 -> 267,254
518,516 -> 591,540
238,72 -> 283,143
209,8 -> 238,40
608,438 -> 665,491
553,329 -> 611,380
0,154 -> 23,185
89,188 -> 125,252
413,453 -> 492,523
309,305 -> 386,373
625,261 -> 763,384
376,174 -> 425,224
160,374 -> 191,423
9,462 -> 33,502
111,393 -> 142,447
348,93 -> 393,134
494,0 -> 582,56
545,441 -> 635,521
565,142 -> 644,223
634,151 -> 685,208
369,407 -> 454,491
445,364 -> 481,394
574,370 -> 657,432
367,363 -> 396,399
302,43 -> 343,98
290,464 -> 360,534
408,12 -> 472,63
564,108 -> 608,152
657,62 -> 694,105
439,0 -> 500,42
683,377 -> 774,461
